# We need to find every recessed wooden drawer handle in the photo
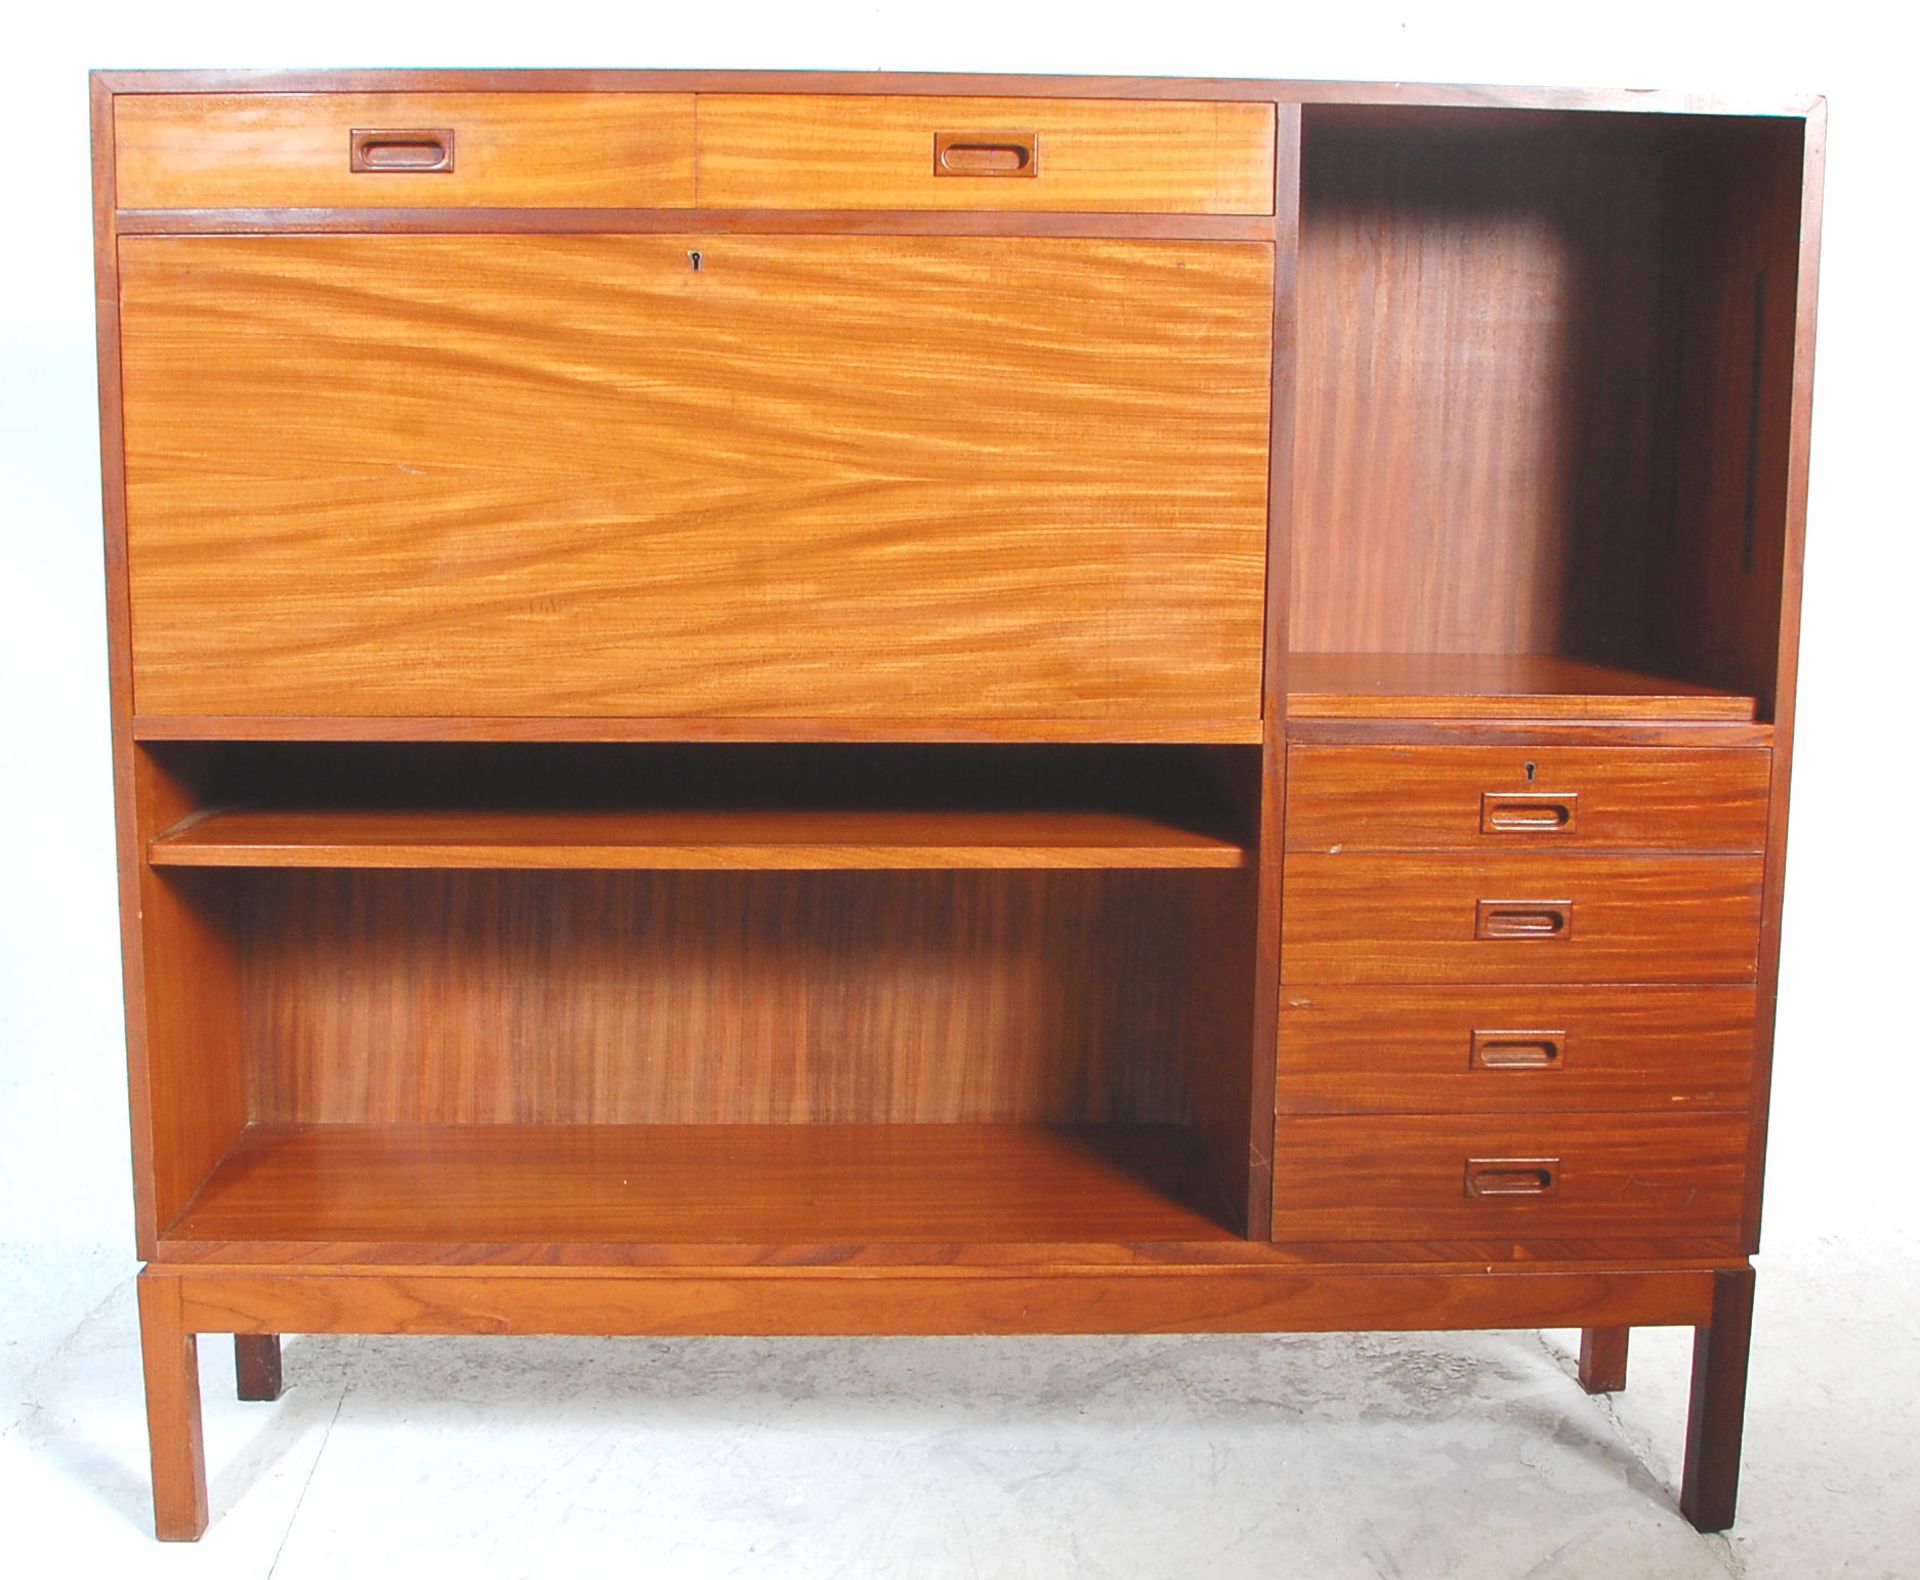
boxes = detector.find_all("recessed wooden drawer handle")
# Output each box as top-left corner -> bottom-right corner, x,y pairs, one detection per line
1481,791 -> 1578,834
1469,1029 -> 1566,1070
1474,899 -> 1573,940
934,131 -> 1039,177
350,129 -> 456,173
1465,1157 -> 1560,1197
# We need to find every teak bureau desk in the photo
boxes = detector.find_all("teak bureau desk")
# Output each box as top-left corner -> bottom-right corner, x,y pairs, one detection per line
90,70 -> 1824,1541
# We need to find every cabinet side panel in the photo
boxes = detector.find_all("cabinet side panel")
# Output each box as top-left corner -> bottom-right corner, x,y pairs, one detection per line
136,750 -> 248,1230
1650,116 -> 1819,1250
1652,119 -> 1807,716
1183,103 -> 1298,1235
1746,110 -> 1825,1249
95,77 -> 161,1251
118,233 -> 1271,723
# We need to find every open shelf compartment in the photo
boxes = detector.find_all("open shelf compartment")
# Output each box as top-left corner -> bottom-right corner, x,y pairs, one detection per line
161,1122 -> 1238,1252
135,741 -> 1263,1252
1286,654 -> 1759,723
1289,107 -> 1801,727
146,741 -> 1252,872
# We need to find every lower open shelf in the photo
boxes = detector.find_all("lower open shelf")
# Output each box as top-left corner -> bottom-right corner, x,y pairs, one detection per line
162,1123 -> 1240,1252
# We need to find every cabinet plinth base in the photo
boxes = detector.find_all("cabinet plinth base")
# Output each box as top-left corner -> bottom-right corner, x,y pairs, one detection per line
135,1256 -> 1750,1540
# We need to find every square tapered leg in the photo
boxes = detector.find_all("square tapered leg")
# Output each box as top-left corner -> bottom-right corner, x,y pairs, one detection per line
137,1274 -> 208,1541
1579,1326 -> 1630,1393
234,1334 -> 284,1401
1680,1267 -> 1756,1533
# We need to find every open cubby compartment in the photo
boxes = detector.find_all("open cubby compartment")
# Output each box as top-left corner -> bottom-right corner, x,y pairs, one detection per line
146,739 -> 1255,869
132,742 -> 1262,1255
1290,105 -> 1808,724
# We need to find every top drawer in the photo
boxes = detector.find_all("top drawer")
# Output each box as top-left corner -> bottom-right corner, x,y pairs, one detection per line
696,96 -> 1276,213
1286,745 -> 1771,853
113,93 -> 697,209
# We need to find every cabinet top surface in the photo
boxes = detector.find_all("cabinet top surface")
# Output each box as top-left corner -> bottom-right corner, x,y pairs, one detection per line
89,69 -> 1825,119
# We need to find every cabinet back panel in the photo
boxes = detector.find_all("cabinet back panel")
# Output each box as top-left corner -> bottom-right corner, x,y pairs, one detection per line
1291,119 -> 1666,660
240,869 -> 1224,1125
118,234 -> 1272,722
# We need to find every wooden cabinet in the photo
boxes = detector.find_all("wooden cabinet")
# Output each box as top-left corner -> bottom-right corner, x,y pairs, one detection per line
91,71 -> 1825,1543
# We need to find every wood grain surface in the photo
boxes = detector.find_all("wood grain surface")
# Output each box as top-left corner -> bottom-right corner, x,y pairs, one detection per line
231,1333 -> 283,1402
1277,984 -> 1755,1113
1284,655 -> 1759,722
1291,120 -> 1668,663
1284,744 -> 1770,852
1580,1324 -> 1630,1392
134,753 -> 250,1236
696,95 -> 1276,213
167,1123 -> 1236,1245
157,1261 -> 1722,1339
114,92 -> 697,209
1654,121 -> 1808,716
133,714 -> 1269,745
238,868 -> 1232,1126
136,1276 -> 206,1541
1281,852 -> 1764,984
119,233 -> 1272,722
150,807 -> 1249,871
93,70 -> 1826,120
1680,1266 -> 1757,1530
1269,1111 -> 1749,1241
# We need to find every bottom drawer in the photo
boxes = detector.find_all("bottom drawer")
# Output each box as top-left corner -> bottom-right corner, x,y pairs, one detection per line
1269,1112 -> 1748,1242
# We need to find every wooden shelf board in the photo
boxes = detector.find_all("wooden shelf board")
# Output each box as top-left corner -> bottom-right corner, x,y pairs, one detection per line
148,808 -> 1247,871
164,1123 -> 1239,1248
1286,654 -> 1760,722
131,715 -> 1268,746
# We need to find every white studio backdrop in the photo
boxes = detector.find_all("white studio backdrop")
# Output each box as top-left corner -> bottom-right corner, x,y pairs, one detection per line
2,0 -> 1911,1259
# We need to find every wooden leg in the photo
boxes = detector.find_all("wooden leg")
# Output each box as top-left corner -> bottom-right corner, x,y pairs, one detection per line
234,1334 -> 285,1402
1578,1325 -> 1630,1393
137,1273 -> 208,1542
1680,1266 -> 1756,1533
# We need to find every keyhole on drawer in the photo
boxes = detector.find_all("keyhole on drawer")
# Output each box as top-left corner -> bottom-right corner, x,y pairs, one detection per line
688,250 -> 703,272
1524,761 -> 1537,783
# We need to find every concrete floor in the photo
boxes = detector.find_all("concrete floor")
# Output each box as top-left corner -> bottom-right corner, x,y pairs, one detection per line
4,1228 -> 1914,1578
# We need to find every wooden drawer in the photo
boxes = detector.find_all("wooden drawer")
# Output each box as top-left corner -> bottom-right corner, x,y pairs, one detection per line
119,233 -> 1271,722
113,93 -> 697,208
1281,853 -> 1763,984
1269,1112 -> 1749,1241
1286,745 -> 1770,853
1278,985 -> 1756,1113
696,96 -> 1276,213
